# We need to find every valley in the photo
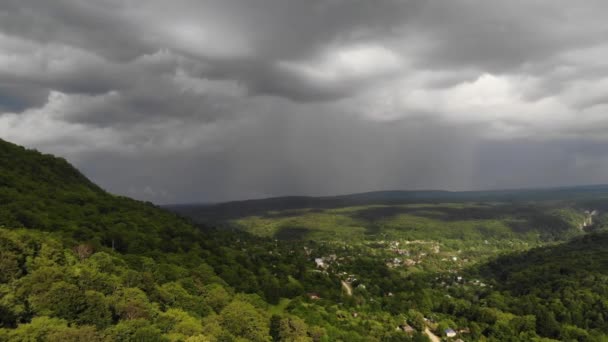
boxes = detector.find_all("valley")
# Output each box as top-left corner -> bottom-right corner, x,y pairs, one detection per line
2,138 -> 608,341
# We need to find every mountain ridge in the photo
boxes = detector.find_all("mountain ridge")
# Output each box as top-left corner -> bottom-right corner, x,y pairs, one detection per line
167,185 -> 608,222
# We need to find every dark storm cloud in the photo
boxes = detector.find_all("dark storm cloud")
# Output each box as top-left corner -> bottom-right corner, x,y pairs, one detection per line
0,0 -> 426,103
0,83 -> 49,111
75,110 -> 484,203
0,0 -> 154,60
474,139 -> 608,190
1,0 -> 608,203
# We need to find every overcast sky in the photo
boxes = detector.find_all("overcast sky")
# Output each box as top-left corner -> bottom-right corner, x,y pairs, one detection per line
2,0 -> 608,203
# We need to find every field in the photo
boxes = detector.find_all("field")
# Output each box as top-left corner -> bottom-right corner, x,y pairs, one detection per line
232,202 -> 586,243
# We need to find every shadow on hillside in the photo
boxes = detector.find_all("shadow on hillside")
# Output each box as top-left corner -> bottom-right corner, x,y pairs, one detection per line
349,205 -> 575,237
273,226 -> 312,240
349,205 -> 503,222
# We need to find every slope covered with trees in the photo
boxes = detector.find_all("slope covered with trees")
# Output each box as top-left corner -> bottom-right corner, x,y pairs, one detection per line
473,232 -> 608,340
0,138 -> 203,254
0,139 -> 425,341
0,139 -> 322,341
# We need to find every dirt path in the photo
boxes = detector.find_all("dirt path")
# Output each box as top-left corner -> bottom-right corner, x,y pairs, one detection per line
424,328 -> 441,342
341,280 -> 353,296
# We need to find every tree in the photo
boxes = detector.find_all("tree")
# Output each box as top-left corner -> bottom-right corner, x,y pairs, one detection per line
110,287 -> 157,321
307,325 -> 326,342
270,315 -> 282,341
202,284 -> 232,313
277,316 -> 311,342
46,325 -> 102,342
104,319 -> 166,342
407,310 -> 426,332
220,300 -> 271,342
561,325 -> 590,342
0,251 -> 21,283
78,291 -> 112,328
185,336 -> 214,342
73,244 -> 94,261
28,281 -> 86,321
2,316 -> 84,342
510,315 -> 536,335
157,282 -> 211,317
535,307 -> 561,338
156,308 -> 203,337
0,304 -> 17,329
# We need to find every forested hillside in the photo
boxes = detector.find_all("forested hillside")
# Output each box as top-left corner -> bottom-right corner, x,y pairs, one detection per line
0,139 -> 342,341
472,232 -> 608,339
0,139 -> 203,254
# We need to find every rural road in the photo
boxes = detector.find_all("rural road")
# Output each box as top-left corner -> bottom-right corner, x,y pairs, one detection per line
424,327 -> 441,342
341,281 -> 353,296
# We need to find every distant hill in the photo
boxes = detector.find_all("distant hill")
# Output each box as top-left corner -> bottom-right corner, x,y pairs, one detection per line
167,185 -> 608,222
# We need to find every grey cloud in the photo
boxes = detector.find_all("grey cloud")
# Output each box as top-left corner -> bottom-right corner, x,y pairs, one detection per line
0,83 -> 49,111
1,0 -> 608,203
0,0 -> 154,60
474,139 -> 608,190
2,0 -> 607,103
0,0 -> 420,102
78,110 -> 608,204
406,0 -> 608,73
72,110 -> 484,203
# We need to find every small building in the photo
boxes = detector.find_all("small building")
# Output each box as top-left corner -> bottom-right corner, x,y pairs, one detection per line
398,323 -> 415,334
404,259 -> 416,266
445,328 -> 457,338
314,258 -> 325,268
307,293 -> 321,300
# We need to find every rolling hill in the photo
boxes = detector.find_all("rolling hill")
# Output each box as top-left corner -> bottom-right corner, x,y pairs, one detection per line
168,185 -> 608,222
167,187 -> 608,243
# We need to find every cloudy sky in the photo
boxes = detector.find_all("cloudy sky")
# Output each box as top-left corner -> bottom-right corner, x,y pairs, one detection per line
1,0 -> 608,203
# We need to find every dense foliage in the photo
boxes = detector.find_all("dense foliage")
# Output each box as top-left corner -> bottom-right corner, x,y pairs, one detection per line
473,232 -> 608,340
0,138 -> 207,254
2,138 -> 608,341
0,139 -> 422,341
0,228 -> 295,341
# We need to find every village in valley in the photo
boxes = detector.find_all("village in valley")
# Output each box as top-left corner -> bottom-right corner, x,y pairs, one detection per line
223,202 -> 606,341
297,237 -> 509,340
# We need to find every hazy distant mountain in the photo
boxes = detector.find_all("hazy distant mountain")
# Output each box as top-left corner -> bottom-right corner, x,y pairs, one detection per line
167,185 -> 608,221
